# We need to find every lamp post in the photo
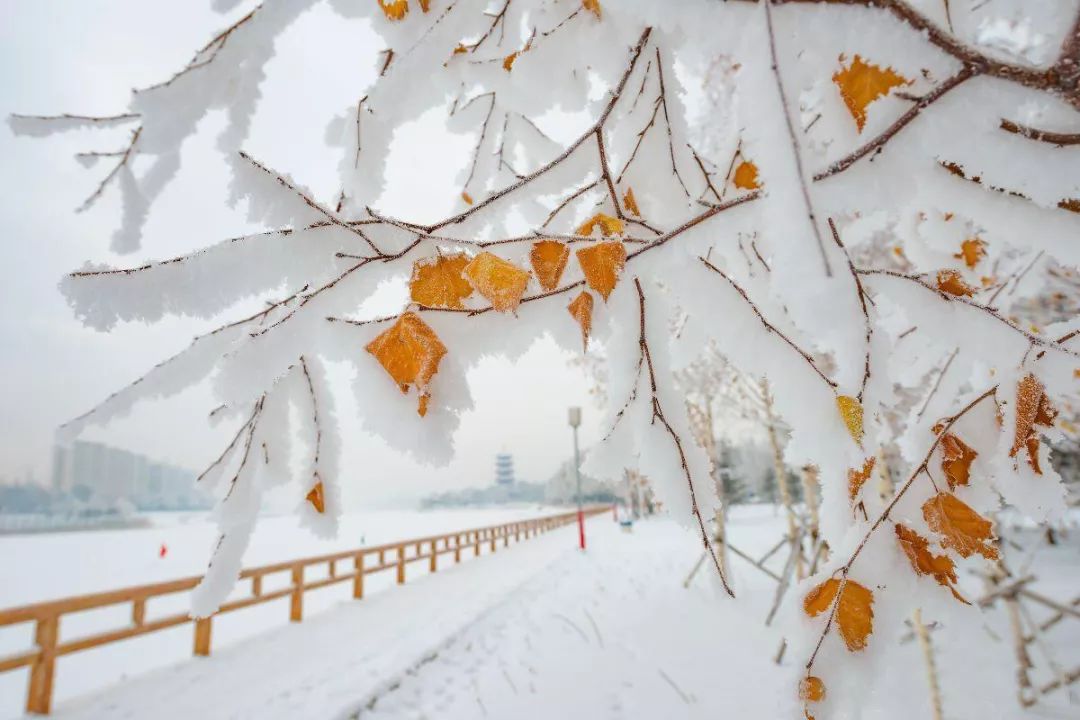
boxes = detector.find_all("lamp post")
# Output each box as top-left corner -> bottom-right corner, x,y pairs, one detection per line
568,406 -> 585,550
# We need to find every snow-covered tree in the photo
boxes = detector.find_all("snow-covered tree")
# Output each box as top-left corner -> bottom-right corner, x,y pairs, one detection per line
12,0 -> 1080,716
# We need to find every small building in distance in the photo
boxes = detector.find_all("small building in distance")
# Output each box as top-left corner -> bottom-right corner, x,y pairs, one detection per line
494,453 -> 515,486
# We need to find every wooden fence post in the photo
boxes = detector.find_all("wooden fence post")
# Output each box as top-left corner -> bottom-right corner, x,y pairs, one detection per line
429,540 -> 437,572
26,615 -> 58,715
396,546 -> 406,584
353,553 -> 364,599
290,566 -> 303,622
474,531 -> 481,556
454,534 -> 462,563
193,617 -> 212,657
490,530 -> 497,552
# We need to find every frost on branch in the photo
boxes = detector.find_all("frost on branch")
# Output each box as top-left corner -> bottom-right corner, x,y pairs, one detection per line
18,0 -> 1080,713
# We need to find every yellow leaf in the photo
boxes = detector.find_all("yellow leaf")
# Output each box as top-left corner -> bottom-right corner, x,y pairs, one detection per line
306,481 -> 325,513
409,253 -> 474,309
378,0 -> 410,20
895,524 -> 968,603
832,54 -> 910,132
583,0 -> 601,19
503,52 -> 519,71
1009,373 -> 1057,474
568,291 -> 594,351
799,676 -> 825,702
954,238 -> 986,269
576,212 -> 624,238
803,578 -> 875,652
936,269 -> 975,297
365,312 -> 447,416
575,241 -> 627,301
732,160 -> 760,190
836,395 -> 864,444
452,43 -> 468,55
530,240 -> 570,291
463,252 -> 530,312
922,492 -> 999,561
462,191 -> 473,205
939,432 -> 976,490
848,456 -> 875,503
623,187 -> 640,217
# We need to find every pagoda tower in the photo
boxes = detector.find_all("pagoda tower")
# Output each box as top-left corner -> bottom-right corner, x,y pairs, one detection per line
494,453 -> 515,486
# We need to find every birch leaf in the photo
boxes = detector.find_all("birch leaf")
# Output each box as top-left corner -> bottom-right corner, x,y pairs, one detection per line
836,395 -> 864,444
803,578 -> 875,652
409,253 -> 474,309
623,187 -> 640,216
895,524 -> 968,603
939,433 -> 976,490
568,291 -> 594,350
1009,372 -> 1057,474
848,456 -> 875,503
576,241 -> 626,301
378,0 -> 410,20
305,481 -> 325,513
936,269 -> 975,297
733,160 -> 760,190
365,312 -> 448,416
832,55 -> 909,132
799,676 -> 825,702
922,492 -> 999,560
463,252 -> 531,312
576,212 -> 624,237
954,238 -> 986,269
530,240 -> 570,291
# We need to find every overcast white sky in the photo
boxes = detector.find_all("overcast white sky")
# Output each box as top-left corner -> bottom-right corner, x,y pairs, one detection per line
0,1 -> 604,506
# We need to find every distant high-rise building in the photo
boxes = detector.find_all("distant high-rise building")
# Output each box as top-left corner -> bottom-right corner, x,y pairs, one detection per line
495,453 -> 515,486
50,441 -> 208,510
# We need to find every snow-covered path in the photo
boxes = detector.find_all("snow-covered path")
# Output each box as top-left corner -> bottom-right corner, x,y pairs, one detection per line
21,509 -> 1080,719
38,515 -> 781,720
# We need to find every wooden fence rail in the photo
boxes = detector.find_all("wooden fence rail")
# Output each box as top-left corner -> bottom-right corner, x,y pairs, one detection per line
0,506 -> 609,715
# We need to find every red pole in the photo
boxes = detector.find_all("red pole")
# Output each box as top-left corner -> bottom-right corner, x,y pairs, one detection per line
577,508 -> 585,550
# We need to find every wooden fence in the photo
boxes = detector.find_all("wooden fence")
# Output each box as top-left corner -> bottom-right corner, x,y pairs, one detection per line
0,506 -> 609,715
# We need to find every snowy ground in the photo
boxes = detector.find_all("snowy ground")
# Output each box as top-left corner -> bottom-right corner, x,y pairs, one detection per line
3,506 -> 1078,719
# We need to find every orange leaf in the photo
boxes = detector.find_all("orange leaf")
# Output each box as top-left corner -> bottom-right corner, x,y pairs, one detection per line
365,312 -> 447,416
409,253 -> 474,309
936,269 -> 975,297
530,240 -> 570,291
954,238 -> 986,269
576,212 -> 624,238
922,492 -> 999,560
503,52 -> 519,72
733,160 -> 761,190
836,395 -> 864,444
463,252 -> 530,312
895,524 -> 968,603
623,187 -> 640,217
832,55 -> 910,132
848,456 -> 876,503
462,191 -> 473,205
575,241 -> 627,301
418,0 -> 430,10
568,291 -> 594,351
583,0 -> 601,19
799,676 -> 825,702
306,481 -> 325,513
803,578 -> 875,652
1009,373 -> 1057,474
378,0 -> 410,20
940,433 -> 976,490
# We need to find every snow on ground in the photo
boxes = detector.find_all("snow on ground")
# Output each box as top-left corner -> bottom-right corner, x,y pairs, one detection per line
3,506 -> 1079,719
0,506 -> 562,719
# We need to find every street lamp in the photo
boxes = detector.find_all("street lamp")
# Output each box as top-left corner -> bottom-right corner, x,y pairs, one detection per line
568,407 -> 585,550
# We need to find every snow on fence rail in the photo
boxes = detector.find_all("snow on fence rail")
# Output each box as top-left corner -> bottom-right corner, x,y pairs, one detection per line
0,506 -> 609,715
